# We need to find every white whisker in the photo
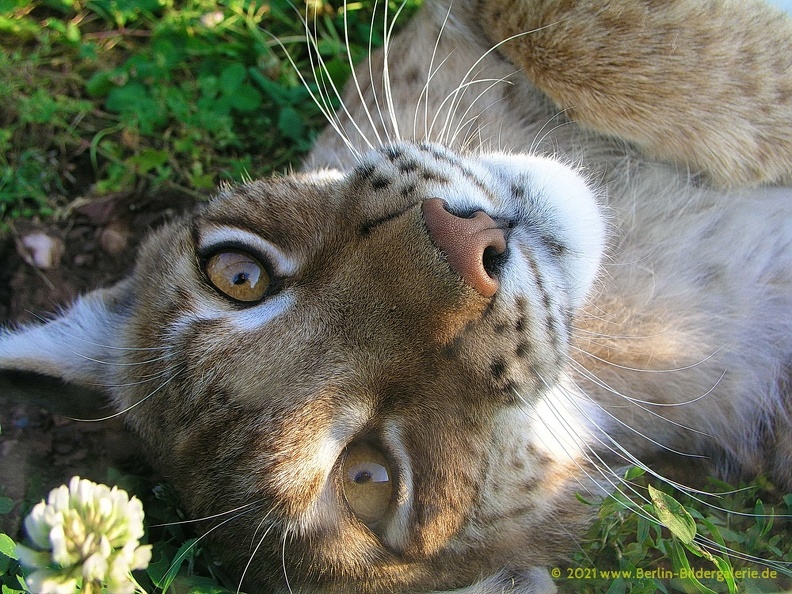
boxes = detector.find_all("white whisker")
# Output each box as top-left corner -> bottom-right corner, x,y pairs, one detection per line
282,526 -> 294,594
430,24 -> 559,145
342,0 -> 385,148
380,0 -> 410,142
446,75 -> 516,147
149,502 -> 259,528
69,366 -> 184,422
157,505 -> 260,591
238,509 -> 278,594
414,1 -> 454,142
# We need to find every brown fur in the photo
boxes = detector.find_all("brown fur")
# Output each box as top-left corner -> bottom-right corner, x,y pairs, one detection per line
479,0 -> 792,188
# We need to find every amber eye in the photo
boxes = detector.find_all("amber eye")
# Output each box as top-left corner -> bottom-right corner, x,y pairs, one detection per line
204,250 -> 269,302
342,442 -> 394,527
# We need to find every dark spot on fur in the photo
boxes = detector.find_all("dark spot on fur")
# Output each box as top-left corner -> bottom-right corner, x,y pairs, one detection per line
546,313 -> 559,348
494,322 -> 509,334
511,184 -> 526,200
382,145 -> 402,161
490,359 -> 508,380
402,182 -> 417,197
519,479 -> 539,495
405,67 -> 422,85
371,175 -> 392,190
515,317 -> 526,332
541,236 -> 567,257
515,342 -> 531,358
355,163 -> 376,180
398,160 -> 419,174
421,170 -> 451,184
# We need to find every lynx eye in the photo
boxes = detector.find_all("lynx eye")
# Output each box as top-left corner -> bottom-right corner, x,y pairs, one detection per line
342,442 -> 394,527
204,250 -> 269,302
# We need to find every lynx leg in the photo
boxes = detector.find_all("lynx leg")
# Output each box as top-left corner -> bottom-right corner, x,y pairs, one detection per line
479,0 -> 792,188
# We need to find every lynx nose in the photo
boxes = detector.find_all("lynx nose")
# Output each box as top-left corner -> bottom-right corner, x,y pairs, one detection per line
422,198 -> 508,298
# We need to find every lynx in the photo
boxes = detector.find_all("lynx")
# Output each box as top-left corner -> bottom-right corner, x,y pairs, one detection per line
2,0 -> 792,592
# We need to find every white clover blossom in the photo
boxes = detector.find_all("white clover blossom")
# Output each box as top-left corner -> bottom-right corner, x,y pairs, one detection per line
16,477 -> 152,594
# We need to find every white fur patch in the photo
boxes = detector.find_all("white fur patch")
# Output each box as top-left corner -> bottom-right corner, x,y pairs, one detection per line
479,154 -> 606,307
0,290 -> 129,386
198,225 -> 299,277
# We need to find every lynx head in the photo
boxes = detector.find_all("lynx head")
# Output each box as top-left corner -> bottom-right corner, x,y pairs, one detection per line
0,142 -> 605,592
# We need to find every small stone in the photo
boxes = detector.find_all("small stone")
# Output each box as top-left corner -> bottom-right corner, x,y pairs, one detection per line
18,233 -> 65,270
99,222 -> 130,255
73,253 -> 93,267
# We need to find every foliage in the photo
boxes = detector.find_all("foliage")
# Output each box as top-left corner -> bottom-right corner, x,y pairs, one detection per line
1,471 -> 247,594
0,0 -> 422,221
3,468 -> 790,593
557,468 -> 792,594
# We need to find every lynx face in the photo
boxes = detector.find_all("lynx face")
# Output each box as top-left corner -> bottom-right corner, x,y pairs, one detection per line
90,143 -> 602,591
0,141 -> 606,592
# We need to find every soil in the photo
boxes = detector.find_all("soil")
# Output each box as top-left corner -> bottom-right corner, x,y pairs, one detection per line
0,189 -> 197,538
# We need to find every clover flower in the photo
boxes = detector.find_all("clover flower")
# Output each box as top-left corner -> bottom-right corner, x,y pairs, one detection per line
16,477 -> 152,594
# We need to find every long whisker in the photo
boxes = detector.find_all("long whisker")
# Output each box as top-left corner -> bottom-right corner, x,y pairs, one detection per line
528,111 -> 575,156
155,505 -> 261,591
237,509 -> 278,594
570,342 -> 726,375
380,0 -> 410,142
342,0 -> 385,148
446,75 -> 516,148
415,1 -> 454,142
282,526 -> 294,594
149,502 -> 259,528
567,357 -> 718,435
69,365 -> 184,422
430,24 -> 561,144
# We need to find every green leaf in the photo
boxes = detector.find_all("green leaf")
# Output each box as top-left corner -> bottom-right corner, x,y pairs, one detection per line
668,539 -> 718,594
648,484 -> 696,544
278,107 -> 305,142
219,63 -> 247,94
710,555 -> 736,594
128,149 -> 169,173
230,84 -> 262,113
624,466 -> 646,481
150,538 -> 199,593
0,498 -> 14,515
604,578 -> 627,594
249,69 -> 291,105
85,71 -> 115,97
0,534 -> 17,559
105,82 -> 148,115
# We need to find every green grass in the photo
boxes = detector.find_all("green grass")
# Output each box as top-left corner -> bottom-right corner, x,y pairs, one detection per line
559,470 -> 791,594
1,467 -> 789,593
0,0 -> 420,221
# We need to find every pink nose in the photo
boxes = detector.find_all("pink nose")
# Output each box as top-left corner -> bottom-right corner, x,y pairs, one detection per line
421,198 -> 508,298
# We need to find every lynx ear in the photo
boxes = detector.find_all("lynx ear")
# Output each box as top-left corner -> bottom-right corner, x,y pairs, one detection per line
0,280 -> 135,413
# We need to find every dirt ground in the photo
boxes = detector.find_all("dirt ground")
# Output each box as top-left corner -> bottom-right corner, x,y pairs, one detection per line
0,189 -> 197,538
